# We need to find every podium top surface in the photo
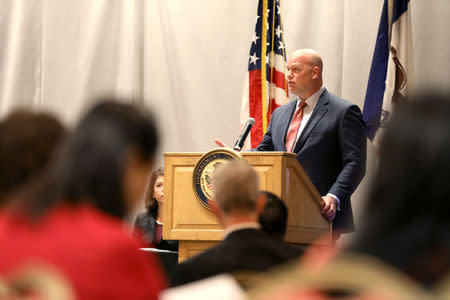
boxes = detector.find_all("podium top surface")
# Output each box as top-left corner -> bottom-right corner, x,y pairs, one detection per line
164,151 -> 296,158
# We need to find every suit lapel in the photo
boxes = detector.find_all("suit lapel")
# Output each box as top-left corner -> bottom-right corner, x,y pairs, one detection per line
281,100 -> 298,151
293,90 -> 329,153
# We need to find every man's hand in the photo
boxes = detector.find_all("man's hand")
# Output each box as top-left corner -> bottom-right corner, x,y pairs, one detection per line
214,138 -> 228,148
321,196 -> 337,221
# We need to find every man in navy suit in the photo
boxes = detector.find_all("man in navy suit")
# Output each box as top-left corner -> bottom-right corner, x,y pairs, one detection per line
255,49 -> 367,235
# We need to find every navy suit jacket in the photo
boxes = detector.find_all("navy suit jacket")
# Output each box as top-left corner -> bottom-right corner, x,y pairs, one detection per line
255,89 -> 366,232
170,228 -> 302,287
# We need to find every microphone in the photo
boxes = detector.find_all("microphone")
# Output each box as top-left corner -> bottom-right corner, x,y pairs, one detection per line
233,118 -> 255,151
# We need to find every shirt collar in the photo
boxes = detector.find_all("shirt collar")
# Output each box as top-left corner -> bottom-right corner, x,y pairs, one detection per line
223,222 -> 261,239
297,86 -> 325,109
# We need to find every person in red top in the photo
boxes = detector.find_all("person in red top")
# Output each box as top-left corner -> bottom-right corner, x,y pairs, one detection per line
0,99 -> 167,299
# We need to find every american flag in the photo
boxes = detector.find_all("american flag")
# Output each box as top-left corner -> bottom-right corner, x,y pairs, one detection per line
240,0 -> 289,149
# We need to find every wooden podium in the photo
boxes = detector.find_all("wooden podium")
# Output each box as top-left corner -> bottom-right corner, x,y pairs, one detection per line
163,151 -> 331,262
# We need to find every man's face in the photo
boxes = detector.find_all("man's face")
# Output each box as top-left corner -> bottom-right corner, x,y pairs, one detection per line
286,54 -> 314,98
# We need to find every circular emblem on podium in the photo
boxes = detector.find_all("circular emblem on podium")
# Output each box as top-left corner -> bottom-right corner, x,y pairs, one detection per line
193,148 -> 244,210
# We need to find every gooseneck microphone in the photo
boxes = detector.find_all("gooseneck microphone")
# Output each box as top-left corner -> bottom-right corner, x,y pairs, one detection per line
233,118 -> 255,151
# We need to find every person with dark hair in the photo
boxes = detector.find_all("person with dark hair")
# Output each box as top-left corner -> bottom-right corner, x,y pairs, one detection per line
0,99 -> 166,299
38,99 -> 160,219
235,95 -> 450,299
0,110 -> 66,206
258,191 -> 288,240
346,93 -> 450,287
133,167 -> 178,251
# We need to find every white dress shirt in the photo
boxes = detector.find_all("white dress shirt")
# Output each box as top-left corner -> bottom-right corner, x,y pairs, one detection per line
222,222 -> 260,239
293,86 -> 325,148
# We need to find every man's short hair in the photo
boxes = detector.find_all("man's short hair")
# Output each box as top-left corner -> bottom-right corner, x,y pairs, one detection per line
212,160 -> 258,214
258,191 -> 288,240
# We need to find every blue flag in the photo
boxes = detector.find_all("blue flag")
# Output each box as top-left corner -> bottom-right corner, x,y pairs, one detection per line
363,0 -> 414,142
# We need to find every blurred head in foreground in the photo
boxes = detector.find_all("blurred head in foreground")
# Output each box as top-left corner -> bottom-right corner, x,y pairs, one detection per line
32,98 -> 159,219
350,92 -> 450,285
258,191 -> 288,240
0,110 -> 66,207
0,99 -> 166,299
210,160 -> 265,226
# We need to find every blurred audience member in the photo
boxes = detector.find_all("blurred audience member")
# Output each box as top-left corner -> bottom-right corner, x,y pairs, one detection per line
347,93 -> 450,287
244,94 -> 450,300
0,99 -> 166,299
0,110 -> 66,207
171,160 -> 302,287
133,167 -> 178,251
258,191 -> 288,240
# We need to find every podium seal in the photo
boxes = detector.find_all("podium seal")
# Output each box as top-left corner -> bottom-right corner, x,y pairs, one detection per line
193,148 -> 244,210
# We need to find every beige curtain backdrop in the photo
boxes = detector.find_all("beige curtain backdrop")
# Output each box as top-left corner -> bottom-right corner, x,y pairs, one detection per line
1,0 -> 449,233
0,0 -> 145,120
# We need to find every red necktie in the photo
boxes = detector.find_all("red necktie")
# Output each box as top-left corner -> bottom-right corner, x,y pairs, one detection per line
285,101 -> 307,152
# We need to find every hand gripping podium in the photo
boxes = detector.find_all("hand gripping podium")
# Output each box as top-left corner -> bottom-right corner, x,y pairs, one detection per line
163,151 -> 331,262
